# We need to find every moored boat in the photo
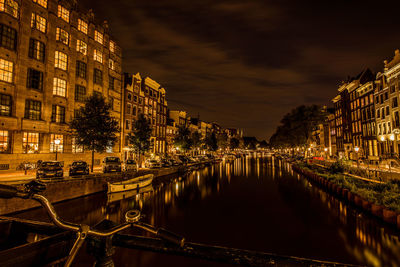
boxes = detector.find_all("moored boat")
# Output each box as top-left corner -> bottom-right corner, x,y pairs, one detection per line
107,174 -> 154,193
107,184 -> 154,204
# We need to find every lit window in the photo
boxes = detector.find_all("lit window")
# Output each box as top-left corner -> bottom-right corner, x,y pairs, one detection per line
109,59 -> 115,70
94,30 -> 103,44
31,13 -> 47,33
56,27 -> 69,45
28,39 -> 45,62
109,40 -> 115,53
0,93 -> 11,116
72,137 -> 83,153
53,77 -> 66,97
23,132 -> 39,153
93,49 -> 103,63
50,134 -> 63,152
57,5 -> 69,22
55,51 -> 68,70
24,99 -> 41,120
32,0 -> 47,8
77,19 -> 88,34
0,58 -> 13,83
0,0 -> 19,19
0,130 -> 9,153
51,105 -> 65,123
76,39 -> 87,55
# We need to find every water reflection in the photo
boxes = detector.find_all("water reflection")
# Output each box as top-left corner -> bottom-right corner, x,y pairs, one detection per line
16,157 -> 400,267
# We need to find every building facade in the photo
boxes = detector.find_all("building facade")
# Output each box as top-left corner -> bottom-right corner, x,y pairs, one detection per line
123,73 -> 167,159
0,0 -> 123,169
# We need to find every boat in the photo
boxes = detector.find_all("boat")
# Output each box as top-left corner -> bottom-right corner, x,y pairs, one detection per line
107,174 -> 154,193
107,184 -> 154,204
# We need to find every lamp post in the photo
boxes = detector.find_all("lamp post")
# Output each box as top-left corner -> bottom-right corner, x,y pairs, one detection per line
354,146 -> 360,169
54,139 -> 60,161
324,147 -> 328,160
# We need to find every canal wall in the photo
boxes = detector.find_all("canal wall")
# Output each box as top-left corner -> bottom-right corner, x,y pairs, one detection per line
0,165 -> 194,215
292,164 -> 400,230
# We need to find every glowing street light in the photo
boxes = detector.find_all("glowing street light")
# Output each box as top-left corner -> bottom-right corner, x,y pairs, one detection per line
54,139 -> 61,161
354,146 -> 360,168
380,136 -> 385,142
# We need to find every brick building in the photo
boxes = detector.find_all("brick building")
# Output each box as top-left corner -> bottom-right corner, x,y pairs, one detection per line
0,0 -> 123,169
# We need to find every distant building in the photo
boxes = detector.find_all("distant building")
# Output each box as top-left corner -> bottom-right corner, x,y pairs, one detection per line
123,73 -> 167,159
0,0 -> 123,169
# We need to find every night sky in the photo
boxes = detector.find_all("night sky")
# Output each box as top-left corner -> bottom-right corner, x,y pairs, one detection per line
80,0 -> 400,140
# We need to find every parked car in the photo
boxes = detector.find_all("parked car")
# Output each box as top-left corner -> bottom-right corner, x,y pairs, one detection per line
161,159 -> 172,167
37,161 -> 64,179
69,161 -> 89,176
145,159 -> 162,169
103,157 -> 122,173
123,159 -> 137,172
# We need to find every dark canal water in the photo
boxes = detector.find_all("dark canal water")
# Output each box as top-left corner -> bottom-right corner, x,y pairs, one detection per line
17,157 -> 400,267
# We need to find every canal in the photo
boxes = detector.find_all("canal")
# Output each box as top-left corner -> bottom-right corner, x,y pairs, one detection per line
16,157 -> 400,266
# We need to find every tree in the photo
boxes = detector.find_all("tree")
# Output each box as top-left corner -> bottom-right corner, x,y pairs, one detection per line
191,131 -> 203,154
205,132 -> 218,152
174,125 -> 192,152
70,94 -> 120,172
128,114 -> 152,165
229,137 -> 240,150
217,132 -> 229,151
269,105 -> 326,148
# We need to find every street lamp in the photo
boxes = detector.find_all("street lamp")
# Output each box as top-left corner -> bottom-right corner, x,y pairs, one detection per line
54,139 -> 60,161
354,146 -> 360,168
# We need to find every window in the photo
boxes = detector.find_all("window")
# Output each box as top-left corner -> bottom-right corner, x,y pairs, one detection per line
53,77 -> 66,97
94,30 -> 103,44
381,108 -> 385,118
32,0 -> 47,8
386,106 -> 389,116
77,19 -> 87,34
109,59 -> 115,70
0,58 -> 13,83
50,134 -> 63,152
56,27 -> 69,45
94,49 -> 103,63
127,103 -> 131,114
24,99 -> 41,120
76,61 -> 86,79
125,119 -> 130,130
76,39 -> 87,55
385,92 -> 388,100
31,13 -> 46,33
72,137 -> 83,153
132,105 -> 136,116
395,111 -> 400,128
28,39 -> 45,61
0,130 -> 9,153
23,132 -> 39,153
75,85 -> 86,102
109,40 -> 115,53
74,109 -> 81,119
109,76 -> 115,90
393,97 -> 398,108
0,93 -> 11,116
375,96 -> 379,104
57,5 -> 69,22
0,24 -> 17,50
51,105 -> 65,123
0,0 -> 19,18
27,68 -> 43,91
390,85 -> 396,93
55,51 -> 67,70
93,68 -> 102,84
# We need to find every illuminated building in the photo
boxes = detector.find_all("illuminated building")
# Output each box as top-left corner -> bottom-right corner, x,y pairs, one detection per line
0,0 -> 123,170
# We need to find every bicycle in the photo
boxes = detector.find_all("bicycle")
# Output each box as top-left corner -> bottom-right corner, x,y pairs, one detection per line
0,181 -> 184,267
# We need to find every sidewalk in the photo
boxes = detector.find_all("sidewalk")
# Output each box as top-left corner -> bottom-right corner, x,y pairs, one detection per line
0,166 -> 104,184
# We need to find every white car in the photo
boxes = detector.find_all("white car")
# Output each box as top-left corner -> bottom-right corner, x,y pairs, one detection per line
123,159 -> 137,172
145,159 -> 162,169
